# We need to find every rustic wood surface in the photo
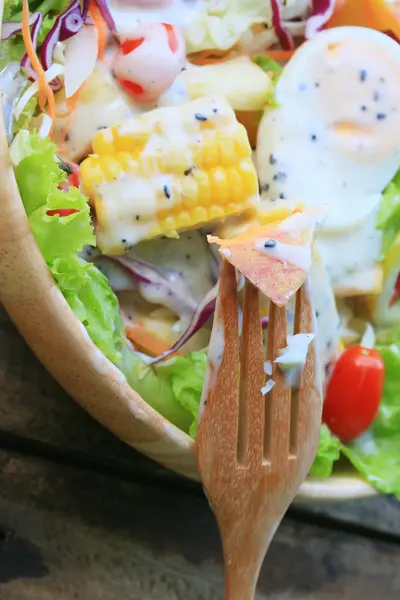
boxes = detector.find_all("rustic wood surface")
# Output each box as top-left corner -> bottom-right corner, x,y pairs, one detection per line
0,306 -> 399,598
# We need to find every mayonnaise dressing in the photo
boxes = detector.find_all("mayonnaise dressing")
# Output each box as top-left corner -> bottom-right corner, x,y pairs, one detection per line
257,27 -> 400,290
108,0 -> 205,39
127,230 -> 216,303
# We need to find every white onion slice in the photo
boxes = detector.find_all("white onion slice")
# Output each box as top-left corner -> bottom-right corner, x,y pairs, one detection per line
14,63 -> 65,120
64,24 -> 98,99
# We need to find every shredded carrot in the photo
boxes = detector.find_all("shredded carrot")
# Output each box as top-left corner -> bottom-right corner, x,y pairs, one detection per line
89,0 -> 108,61
21,0 -> 56,135
264,50 -> 295,63
125,323 -> 183,358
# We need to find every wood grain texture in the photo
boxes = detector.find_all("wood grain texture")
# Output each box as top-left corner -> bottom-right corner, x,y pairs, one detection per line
0,306 -> 397,529
196,269 -> 322,599
0,450 -> 399,600
0,112 -> 196,480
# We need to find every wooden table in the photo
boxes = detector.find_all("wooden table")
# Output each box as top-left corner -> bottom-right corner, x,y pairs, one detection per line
0,307 -> 399,600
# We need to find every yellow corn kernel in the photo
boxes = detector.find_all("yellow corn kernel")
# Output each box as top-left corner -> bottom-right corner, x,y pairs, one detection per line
193,170 -> 210,205
209,168 -> 228,204
80,97 -> 260,252
199,132 -> 219,169
181,176 -> 198,207
226,168 -> 243,204
208,205 -> 226,220
98,155 -> 123,182
218,133 -> 237,167
176,211 -> 192,229
235,124 -> 252,159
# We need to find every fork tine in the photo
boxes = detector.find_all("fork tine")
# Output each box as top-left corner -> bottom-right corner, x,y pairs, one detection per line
196,260 -> 240,467
265,301 -> 291,463
238,280 -> 265,466
293,284 -> 322,455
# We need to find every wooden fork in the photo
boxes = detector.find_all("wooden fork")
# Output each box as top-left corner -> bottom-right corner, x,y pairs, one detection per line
195,260 -> 322,600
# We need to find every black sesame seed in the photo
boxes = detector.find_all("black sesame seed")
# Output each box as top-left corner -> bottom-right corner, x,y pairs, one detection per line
314,82 -> 320,88
261,183 -> 270,192
212,108 -> 218,113
373,90 -> 380,102
65,133 -> 70,142
264,239 -> 276,248
273,171 -> 287,182
136,215 -> 140,221
315,310 -> 320,318
97,125 -> 107,130
311,134 -> 317,141
163,185 -> 171,199
279,193 -> 286,199
269,154 -> 277,165
184,167 -> 193,176
359,69 -> 367,82
59,161 -> 73,175
121,238 -> 127,243
185,254 -> 191,260
128,315 -> 132,320
377,112 -> 387,120
361,105 -> 367,112
194,113 -> 207,121
327,340 -> 332,349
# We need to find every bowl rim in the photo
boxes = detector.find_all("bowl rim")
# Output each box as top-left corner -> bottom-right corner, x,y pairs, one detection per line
0,99 -> 377,502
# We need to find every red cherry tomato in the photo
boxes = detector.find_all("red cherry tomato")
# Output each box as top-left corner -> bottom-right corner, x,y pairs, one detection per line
58,161 -> 80,192
322,345 -> 385,443
46,208 -> 80,217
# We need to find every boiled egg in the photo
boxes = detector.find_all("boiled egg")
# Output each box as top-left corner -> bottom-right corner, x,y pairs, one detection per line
257,26 -> 400,291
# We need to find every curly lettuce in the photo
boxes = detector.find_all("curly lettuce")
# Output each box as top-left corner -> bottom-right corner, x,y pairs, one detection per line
341,342 -> 400,498
12,130 -> 199,433
378,170 -> 400,258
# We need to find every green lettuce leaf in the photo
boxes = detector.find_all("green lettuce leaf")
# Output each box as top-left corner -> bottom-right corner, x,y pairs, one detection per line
13,130 -> 203,434
12,132 -> 65,214
378,170 -> 400,257
51,256 -> 125,364
310,425 -> 341,478
253,54 -> 283,77
119,347 -> 198,433
29,187 -> 95,262
341,341 -> 400,498
156,352 -> 207,437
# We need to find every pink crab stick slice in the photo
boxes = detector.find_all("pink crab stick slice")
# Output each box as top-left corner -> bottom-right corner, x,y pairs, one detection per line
113,21 -> 185,104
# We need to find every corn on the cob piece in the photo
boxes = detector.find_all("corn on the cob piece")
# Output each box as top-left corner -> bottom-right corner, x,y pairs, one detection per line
80,96 -> 259,254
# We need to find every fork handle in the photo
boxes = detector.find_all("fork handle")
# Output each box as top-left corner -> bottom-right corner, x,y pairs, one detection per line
225,564 -> 259,600
224,542 -> 266,600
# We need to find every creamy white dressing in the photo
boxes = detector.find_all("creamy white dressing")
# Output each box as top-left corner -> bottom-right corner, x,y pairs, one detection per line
256,238 -> 312,272
54,66 -> 134,162
87,96 -> 254,253
257,27 -> 400,290
127,230 -> 216,303
286,248 -> 341,383
108,0 -> 205,40
198,311 -> 224,424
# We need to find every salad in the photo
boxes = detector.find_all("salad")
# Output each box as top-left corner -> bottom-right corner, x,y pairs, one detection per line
0,0 -> 399,497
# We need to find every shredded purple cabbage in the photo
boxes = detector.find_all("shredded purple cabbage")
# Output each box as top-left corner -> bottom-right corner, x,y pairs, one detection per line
305,0 -> 336,39
271,0 -> 295,50
20,12 -> 44,81
0,12 -> 39,40
96,254 -> 198,319
150,284 -> 218,365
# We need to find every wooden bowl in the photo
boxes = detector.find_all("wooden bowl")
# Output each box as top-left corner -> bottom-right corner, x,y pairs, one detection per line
0,113 -> 377,502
